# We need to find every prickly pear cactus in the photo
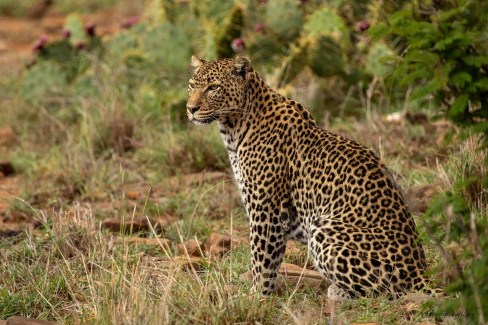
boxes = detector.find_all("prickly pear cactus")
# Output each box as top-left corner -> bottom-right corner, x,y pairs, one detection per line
21,61 -> 68,103
277,42 -> 308,87
307,35 -> 345,78
191,0 -> 235,23
247,33 -> 285,68
364,42 -> 394,78
305,7 -> 348,77
265,0 -> 303,41
303,6 -> 348,41
142,23 -> 192,74
215,5 -> 244,58
64,14 -> 88,46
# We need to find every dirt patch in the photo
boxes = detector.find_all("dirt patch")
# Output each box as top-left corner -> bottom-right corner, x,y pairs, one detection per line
0,176 -> 20,213
0,6 -> 141,72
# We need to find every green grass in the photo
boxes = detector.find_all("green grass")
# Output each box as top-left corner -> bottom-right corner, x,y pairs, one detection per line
2,99 -> 474,323
1,10 -> 485,323
1,75 -> 476,324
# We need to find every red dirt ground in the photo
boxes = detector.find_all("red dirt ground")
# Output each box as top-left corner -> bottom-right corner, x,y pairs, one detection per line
0,4 -> 140,71
0,3 -> 143,234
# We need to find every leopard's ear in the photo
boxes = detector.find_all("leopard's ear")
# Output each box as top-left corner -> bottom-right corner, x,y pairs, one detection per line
191,55 -> 206,68
232,56 -> 251,80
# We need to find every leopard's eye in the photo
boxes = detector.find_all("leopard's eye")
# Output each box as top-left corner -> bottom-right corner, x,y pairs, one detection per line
208,84 -> 220,92
189,82 -> 195,90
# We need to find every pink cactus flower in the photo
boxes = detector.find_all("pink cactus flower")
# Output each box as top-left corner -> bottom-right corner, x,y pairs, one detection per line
231,38 -> 245,53
62,29 -> 71,39
254,23 -> 266,33
85,23 -> 96,37
33,34 -> 48,52
357,20 -> 370,33
121,16 -> 140,29
75,41 -> 86,50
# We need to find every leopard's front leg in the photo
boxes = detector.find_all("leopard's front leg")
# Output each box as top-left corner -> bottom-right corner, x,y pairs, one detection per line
249,209 -> 287,295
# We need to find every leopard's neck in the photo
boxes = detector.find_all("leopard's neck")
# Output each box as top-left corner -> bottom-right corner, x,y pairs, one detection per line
218,71 -> 279,152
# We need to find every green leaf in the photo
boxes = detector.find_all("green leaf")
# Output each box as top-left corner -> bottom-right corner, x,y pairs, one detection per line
448,94 -> 469,118
367,23 -> 389,40
474,78 -> 488,90
463,55 -> 488,68
451,71 -> 473,88
410,80 -> 438,101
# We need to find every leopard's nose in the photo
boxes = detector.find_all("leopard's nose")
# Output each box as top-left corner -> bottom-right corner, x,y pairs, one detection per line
187,104 -> 200,114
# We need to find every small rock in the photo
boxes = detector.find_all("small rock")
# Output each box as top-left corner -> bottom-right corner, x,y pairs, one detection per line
285,240 -> 303,257
0,162 -> 15,177
405,112 -> 428,125
240,263 -> 327,293
275,274 -> 325,292
164,256 -> 208,271
152,216 -> 178,228
6,316 -> 59,325
385,112 -> 404,124
279,263 -> 323,280
125,191 -> 141,200
101,215 -> 177,233
101,217 -> 148,233
401,292 -> 432,313
178,239 -> 205,257
120,237 -> 172,249
205,233 -> 232,255
0,126 -> 15,146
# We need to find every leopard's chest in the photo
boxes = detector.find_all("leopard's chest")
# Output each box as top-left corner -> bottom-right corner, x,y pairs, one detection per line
219,127 -> 248,206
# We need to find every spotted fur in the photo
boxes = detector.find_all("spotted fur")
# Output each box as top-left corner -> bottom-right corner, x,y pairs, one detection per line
186,56 -> 428,299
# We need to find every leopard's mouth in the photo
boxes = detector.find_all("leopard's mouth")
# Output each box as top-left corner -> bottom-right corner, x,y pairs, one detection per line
188,113 -> 218,125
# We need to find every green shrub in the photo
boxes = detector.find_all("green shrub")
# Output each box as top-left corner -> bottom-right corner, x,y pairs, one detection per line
371,0 -> 488,321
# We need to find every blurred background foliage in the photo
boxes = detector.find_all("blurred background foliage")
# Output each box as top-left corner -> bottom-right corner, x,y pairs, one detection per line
1,0 -> 487,322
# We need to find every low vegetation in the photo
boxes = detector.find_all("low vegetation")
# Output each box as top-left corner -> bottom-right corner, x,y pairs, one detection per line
0,0 -> 486,324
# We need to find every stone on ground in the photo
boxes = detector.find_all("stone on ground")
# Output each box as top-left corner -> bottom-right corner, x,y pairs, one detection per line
119,237 -> 172,249
205,232 -> 232,255
101,215 -> 177,233
6,316 -> 59,325
177,239 -> 205,257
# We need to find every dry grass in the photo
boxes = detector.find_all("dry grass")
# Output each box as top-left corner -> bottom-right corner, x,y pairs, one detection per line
0,35 -> 484,323
2,108 -> 479,323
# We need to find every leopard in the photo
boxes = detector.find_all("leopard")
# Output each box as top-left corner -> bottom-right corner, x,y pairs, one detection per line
186,55 -> 429,300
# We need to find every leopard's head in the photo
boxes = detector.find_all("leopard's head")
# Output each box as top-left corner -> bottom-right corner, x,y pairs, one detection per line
186,56 -> 251,125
